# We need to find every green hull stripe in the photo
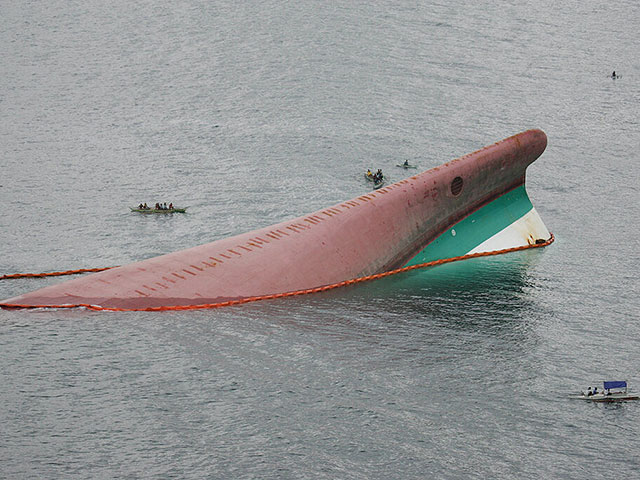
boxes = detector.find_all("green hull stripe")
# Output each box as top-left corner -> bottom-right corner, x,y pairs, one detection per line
405,185 -> 534,266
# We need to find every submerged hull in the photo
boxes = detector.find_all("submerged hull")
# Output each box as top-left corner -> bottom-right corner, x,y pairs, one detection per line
2,129 -> 551,310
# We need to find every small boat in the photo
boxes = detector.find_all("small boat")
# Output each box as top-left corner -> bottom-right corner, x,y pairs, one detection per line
396,163 -> 417,169
131,207 -> 188,214
365,171 -> 385,188
571,381 -> 639,402
365,171 -> 385,189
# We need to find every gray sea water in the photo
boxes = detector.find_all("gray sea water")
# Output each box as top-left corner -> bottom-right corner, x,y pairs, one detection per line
1,1 -> 639,478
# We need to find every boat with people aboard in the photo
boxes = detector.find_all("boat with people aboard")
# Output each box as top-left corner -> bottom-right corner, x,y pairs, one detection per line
571,381 -> 638,402
396,160 -> 417,169
131,202 -> 188,214
365,169 -> 385,189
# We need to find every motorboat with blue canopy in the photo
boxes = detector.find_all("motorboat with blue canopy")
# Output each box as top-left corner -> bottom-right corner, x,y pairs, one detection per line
572,380 -> 638,402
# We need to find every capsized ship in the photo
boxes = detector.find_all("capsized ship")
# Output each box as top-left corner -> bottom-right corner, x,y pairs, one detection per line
1,129 -> 551,310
